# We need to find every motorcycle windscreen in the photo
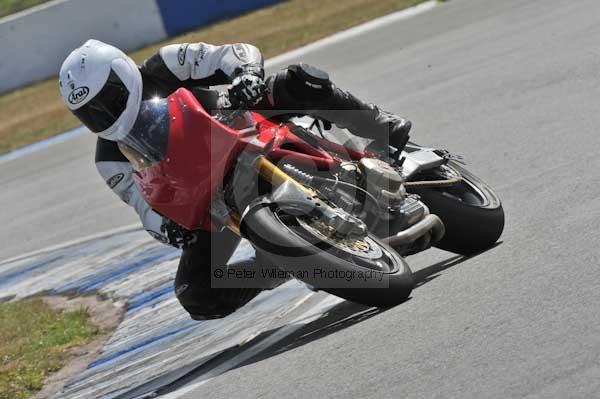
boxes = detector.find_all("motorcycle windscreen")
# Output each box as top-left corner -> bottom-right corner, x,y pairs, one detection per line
125,89 -> 249,230
118,98 -> 169,171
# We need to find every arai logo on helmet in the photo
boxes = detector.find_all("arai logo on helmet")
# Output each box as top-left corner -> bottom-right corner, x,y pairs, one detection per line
68,86 -> 90,105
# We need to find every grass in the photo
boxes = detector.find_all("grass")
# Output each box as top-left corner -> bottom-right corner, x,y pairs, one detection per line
0,0 -> 427,154
0,0 -> 50,18
0,299 -> 101,399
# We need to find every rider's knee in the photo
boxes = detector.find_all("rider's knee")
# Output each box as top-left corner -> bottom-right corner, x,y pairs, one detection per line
175,280 -> 262,320
175,284 -> 228,320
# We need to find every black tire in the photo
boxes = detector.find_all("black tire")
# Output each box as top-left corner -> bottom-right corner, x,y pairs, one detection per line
242,205 -> 414,307
409,161 -> 505,255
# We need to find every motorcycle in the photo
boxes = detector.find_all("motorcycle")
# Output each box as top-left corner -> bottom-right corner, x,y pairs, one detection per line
118,88 -> 504,307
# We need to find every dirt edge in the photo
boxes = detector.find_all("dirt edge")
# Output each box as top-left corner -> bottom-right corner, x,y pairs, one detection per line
31,295 -> 126,399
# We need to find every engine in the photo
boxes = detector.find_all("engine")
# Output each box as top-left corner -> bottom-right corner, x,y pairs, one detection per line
282,158 -> 427,239
354,158 -> 426,237
356,158 -> 405,206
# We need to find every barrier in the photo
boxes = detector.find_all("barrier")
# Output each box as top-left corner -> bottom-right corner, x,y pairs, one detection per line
0,0 -> 284,93
156,0 -> 283,36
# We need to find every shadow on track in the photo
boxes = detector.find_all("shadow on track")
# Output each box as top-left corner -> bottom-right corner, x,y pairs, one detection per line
150,244 -> 501,398
242,246 -> 502,367
413,241 -> 504,288
151,301 -> 388,397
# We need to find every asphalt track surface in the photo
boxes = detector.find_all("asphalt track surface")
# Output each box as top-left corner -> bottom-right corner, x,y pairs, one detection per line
1,0 -> 599,397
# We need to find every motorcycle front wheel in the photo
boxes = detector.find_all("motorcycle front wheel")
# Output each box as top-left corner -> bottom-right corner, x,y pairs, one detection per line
242,205 -> 414,307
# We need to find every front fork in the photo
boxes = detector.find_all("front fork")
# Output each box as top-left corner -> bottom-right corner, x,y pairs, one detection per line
255,156 -> 317,197
212,155 -> 316,235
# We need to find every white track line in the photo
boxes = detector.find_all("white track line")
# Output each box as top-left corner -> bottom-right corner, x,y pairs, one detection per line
0,126 -> 87,165
0,223 -> 142,266
265,0 -> 438,68
0,1 -> 438,164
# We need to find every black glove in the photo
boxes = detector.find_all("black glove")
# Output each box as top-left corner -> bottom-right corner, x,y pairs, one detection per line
229,73 -> 266,106
161,219 -> 199,249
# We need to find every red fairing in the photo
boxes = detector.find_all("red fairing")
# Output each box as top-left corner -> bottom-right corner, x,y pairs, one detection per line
135,89 -> 257,230
134,88 -> 362,231
253,116 -> 338,171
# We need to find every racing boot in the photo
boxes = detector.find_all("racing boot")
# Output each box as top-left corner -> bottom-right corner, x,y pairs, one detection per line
317,87 -> 412,152
267,64 -> 411,152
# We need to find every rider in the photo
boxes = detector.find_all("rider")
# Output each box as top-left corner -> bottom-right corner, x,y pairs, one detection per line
59,39 -> 412,319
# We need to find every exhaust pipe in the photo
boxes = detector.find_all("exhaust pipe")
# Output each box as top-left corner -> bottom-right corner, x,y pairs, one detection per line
382,214 -> 445,248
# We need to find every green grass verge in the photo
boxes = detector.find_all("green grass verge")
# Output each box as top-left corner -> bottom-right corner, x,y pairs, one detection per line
0,0 -> 427,154
0,299 -> 101,399
0,0 -> 50,19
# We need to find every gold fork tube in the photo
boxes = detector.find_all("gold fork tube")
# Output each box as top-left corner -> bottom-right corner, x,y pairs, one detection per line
254,156 -> 315,196
225,156 -> 316,235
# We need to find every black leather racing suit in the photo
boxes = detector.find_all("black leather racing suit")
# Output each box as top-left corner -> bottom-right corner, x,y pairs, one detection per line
95,42 -> 411,319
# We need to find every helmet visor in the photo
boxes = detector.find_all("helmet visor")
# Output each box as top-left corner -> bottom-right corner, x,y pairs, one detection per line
72,69 -> 130,133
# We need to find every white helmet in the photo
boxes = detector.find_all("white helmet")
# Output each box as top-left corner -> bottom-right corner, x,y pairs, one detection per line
59,39 -> 142,141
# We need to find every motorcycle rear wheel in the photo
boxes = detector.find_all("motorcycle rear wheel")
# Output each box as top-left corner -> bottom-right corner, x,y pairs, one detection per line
409,161 -> 505,255
242,205 -> 414,307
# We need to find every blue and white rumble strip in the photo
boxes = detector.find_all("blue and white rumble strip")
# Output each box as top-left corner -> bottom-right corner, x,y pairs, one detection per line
0,230 -> 339,398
